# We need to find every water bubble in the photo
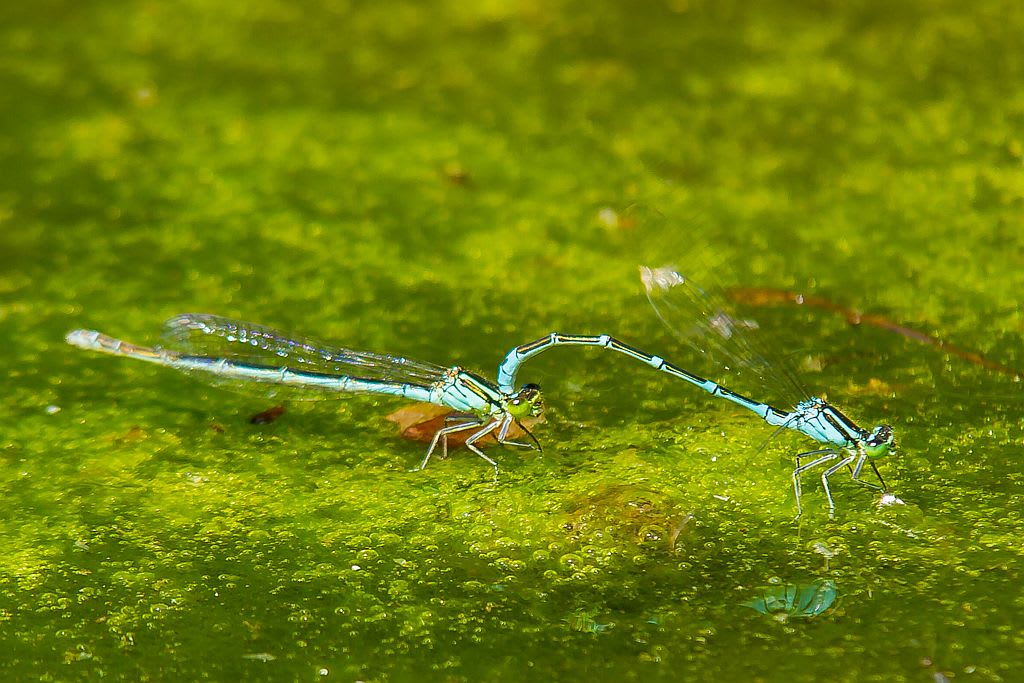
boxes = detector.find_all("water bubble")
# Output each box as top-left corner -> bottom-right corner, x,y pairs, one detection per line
559,553 -> 584,569
638,525 -> 666,545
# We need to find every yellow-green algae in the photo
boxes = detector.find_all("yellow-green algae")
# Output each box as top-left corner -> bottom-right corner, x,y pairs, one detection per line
2,0 -> 1024,680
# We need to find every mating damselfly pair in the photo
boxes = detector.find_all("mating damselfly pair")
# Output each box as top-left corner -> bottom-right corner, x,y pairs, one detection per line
65,268 -> 896,517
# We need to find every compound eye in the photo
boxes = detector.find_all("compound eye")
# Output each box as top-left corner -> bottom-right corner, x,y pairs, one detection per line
868,425 -> 894,447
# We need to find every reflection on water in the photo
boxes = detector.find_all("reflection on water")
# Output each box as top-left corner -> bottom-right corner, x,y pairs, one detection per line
742,580 -> 837,621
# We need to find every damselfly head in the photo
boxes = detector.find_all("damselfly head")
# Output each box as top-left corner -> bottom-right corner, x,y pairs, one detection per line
863,424 -> 895,458
509,383 -> 544,418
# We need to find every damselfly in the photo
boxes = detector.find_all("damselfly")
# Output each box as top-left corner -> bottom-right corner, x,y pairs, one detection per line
495,267 -> 896,517
66,314 -> 544,473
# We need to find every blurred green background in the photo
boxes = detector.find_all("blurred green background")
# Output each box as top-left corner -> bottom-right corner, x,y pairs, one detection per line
2,0 -> 1023,680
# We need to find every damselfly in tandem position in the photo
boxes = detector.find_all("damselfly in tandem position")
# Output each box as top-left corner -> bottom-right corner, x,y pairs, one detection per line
66,314 -> 544,473
495,267 -> 896,517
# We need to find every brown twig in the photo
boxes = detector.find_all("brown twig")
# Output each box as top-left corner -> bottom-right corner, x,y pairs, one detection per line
728,287 -> 1022,380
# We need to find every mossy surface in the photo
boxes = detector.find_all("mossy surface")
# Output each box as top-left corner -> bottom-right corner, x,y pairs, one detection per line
2,0 -> 1023,680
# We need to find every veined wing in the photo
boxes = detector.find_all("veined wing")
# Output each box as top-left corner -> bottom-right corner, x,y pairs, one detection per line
640,266 -> 808,410
157,314 -> 452,400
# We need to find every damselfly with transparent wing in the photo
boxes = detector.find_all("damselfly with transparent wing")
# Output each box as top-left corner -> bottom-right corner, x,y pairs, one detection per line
496,268 -> 896,517
67,314 -> 544,474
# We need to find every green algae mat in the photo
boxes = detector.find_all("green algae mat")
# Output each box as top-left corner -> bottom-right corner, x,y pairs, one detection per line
3,0 -> 1023,680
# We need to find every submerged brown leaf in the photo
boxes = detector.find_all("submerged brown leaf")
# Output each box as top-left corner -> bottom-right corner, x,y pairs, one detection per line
249,405 -> 286,424
385,404 -> 543,447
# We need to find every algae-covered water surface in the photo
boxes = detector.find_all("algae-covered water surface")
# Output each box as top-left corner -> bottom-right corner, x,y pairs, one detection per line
3,0 -> 1024,680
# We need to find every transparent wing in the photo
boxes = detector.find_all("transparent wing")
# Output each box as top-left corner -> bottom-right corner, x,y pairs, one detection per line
640,266 -> 808,410
156,313 -> 450,401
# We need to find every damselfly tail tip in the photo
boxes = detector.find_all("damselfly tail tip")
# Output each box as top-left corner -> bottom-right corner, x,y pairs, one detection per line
65,329 -> 98,348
